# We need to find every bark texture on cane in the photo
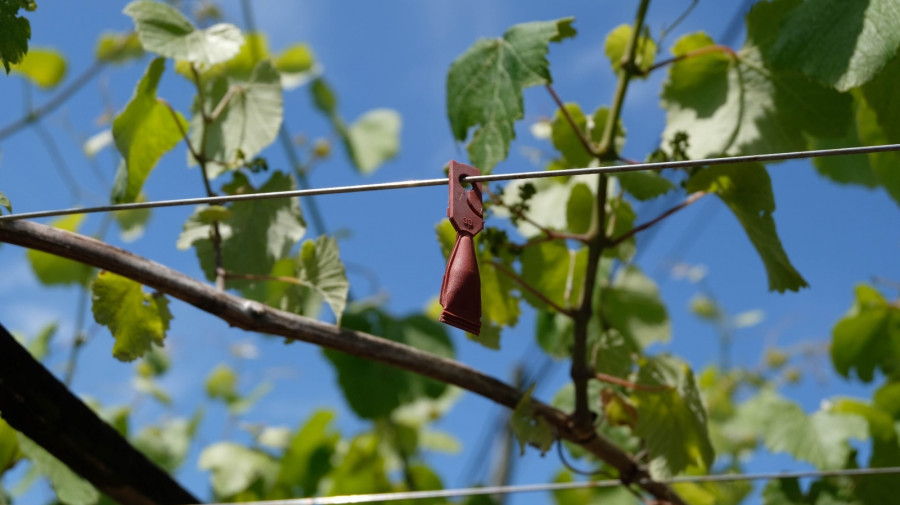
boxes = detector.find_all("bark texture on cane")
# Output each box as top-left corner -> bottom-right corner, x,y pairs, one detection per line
440,161 -> 483,335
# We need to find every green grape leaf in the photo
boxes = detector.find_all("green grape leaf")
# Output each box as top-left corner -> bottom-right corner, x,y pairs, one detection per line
830,284 -> 900,382
762,478 -> 855,505
132,415 -> 199,472
11,48 -> 65,88
590,106 -> 625,154
521,241 -> 586,312
550,102 -> 592,167
602,264 -> 670,348
322,434 -> 391,496
344,108 -> 401,174
861,57 -> 900,207
592,328 -> 635,380
16,434 -> 99,505
188,60 -> 283,173
0,417 -> 20,473
324,308 -> 454,419
687,163 -> 808,292
810,106 -> 879,189
536,310 -> 574,360
661,25 -> 850,159
832,399 -> 900,502
276,410 -> 338,497
24,321 -> 57,361
112,58 -> 187,204
275,43 -> 316,90
95,31 -> 144,63
178,171 -> 306,301
633,355 -> 714,478
199,442 -> 279,499
114,193 -> 151,243
738,390 -> 867,470
874,381 -> 900,418
27,214 -> 92,286
205,364 -> 238,402
0,0 -> 34,73
447,17 -> 575,172
510,385 -> 554,456
553,469 -> 637,505
0,190 -> 10,214
604,24 -> 656,76
123,0 -> 243,65
91,271 -> 172,362
768,0 -> 900,91
297,236 -> 349,324
616,171 -> 674,201
310,77 -> 337,116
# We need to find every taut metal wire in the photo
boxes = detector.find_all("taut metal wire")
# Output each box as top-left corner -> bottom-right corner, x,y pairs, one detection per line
1,142 -> 899,223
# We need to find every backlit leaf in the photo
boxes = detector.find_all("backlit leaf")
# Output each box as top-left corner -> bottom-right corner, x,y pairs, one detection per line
0,0 -> 34,73
551,102 -> 592,167
133,416 -> 199,472
199,442 -> 278,499
0,190 -> 10,214
604,24 -> 656,76
0,417 -> 20,473
95,31 -> 144,63
16,434 -> 99,505
344,108 -> 401,174
687,163 -> 808,292
616,171 -> 674,201
861,56 -> 900,207
602,264 -> 670,348
124,0 -> 243,65
633,355 -> 714,478
510,385 -> 554,455
112,57 -> 187,203
322,434 -> 391,496
521,241 -> 586,312
27,214 -> 92,286
297,236 -> 349,324
830,284 -> 900,382
276,410 -> 338,497
768,0 -> 900,91
11,48 -> 65,88
447,18 -> 575,172
91,271 -> 172,362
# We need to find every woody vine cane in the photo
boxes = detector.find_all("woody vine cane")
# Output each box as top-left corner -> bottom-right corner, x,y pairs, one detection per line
440,161 -> 484,335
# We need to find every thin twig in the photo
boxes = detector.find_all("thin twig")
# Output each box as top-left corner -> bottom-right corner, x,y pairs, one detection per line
645,44 -> 736,74
545,84 -> 599,157
593,372 -> 671,393
609,191 -> 706,247
657,0 -> 699,50
489,260 -> 574,316
159,99 -> 203,164
209,85 -> 243,123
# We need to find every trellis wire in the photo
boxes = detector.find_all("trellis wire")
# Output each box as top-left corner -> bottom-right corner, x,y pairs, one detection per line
1,142 -> 899,222
196,466 -> 900,505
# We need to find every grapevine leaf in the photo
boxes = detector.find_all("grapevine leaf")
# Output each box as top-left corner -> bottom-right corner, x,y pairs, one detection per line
114,194 -> 151,243
810,106 -> 879,188
189,60 -> 283,173
590,106 -> 626,153
874,382 -> 900,418
501,177 -> 582,237
27,214 -> 92,286
604,24 -> 656,76
112,57 -> 187,203
633,355 -> 714,478
687,163 -> 808,292
832,399 -> 900,502
91,271 -> 172,362
178,171 -> 306,301
199,442 -> 279,499
521,241 -> 586,312
0,417 -> 20,473
297,236 -> 349,324
344,108 -> 401,174
123,0 -> 243,65
310,77 -> 337,116
16,434 -> 99,505
0,190 -> 10,214
616,171 -> 674,201
738,390 -> 867,470
830,284 -> 900,382
23,321 -> 57,361
768,0 -> 900,91
535,310 -> 574,359
553,469 -> 639,505
0,0 -> 34,73
324,308 -> 453,419
604,194 -> 636,261
11,48 -> 65,88
205,364 -> 238,403
602,264 -> 670,348
550,102 -> 592,167
275,43 -> 317,90
447,18 -> 575,172
95,31 -> 144,63
276,410 -> 338,497
660,25 -> 850,159
861,56 -> 900,207
510,385 -> 554,456
762,478 -> 854,505
322,434 -> 391,496
133,416 -> 199,472
592,328 -> 636,380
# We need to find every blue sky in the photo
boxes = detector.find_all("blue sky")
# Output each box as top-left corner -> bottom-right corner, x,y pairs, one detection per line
1,1 -> 899,502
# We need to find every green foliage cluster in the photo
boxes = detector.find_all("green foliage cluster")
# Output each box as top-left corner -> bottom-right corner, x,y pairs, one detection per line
1,0 -> 900,504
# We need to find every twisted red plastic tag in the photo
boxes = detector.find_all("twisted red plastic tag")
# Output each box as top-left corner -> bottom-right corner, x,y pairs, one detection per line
439,161 -> 483,335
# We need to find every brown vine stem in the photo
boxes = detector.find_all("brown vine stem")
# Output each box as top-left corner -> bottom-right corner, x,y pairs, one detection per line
593,372 -> 671,393
545,84 -> 599,157
570,0 -> 652,445
0,219 -> 686,505
488,260 -> 574,316
644,44 -> 737,75
609,191 -> 707,247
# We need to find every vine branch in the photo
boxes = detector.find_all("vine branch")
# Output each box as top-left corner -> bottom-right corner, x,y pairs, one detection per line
0,219 -> 685,505
609,191 -> 707,247
545,84 -> 599,158
645,44 -> 737,74
488,260 -> 574,316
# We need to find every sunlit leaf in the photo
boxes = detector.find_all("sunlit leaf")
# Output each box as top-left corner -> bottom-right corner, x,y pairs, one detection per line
112,57 -> 187,204
602,264 -> 670,347
604,24 -> 656,76
344,109 -> 401,174
687,163 -> 807,292
0,190 -> 10,214
616,171 -> 674,201
16,434 -> 99,505
321,434 -> 391,496
510,385 -> 554,455
0,417 -> 21,474
11,48 -> 66,88
91,271 -> 172,362
95,31 -> 144,63
550,102 -> 592,167
124,0 -> 243,65
296,236 -> 349,324
276,410 -> 339,497
199,442 -> 279,499
447,18 -> 575,172
205,364 -> 238,403
133,416 -> 199,472
0,0 -> 34,73
521,241 -> 586,312
861,57 -> 900,207
831,284 -> 900,382
27,214 -> 92,286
